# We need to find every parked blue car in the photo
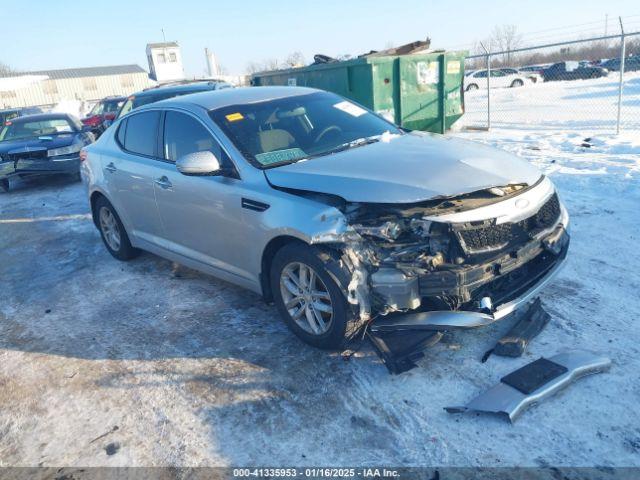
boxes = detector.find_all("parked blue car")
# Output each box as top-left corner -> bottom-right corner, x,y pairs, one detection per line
0,113 -> 94,192
0,106 -> 43,126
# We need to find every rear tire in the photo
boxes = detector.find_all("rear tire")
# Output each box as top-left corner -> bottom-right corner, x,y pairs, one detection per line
95,196 -> 140,261
270,243 -> 359,350
511,79 -> 524,88
466,83 -> 479,91
0,178 -> 9,193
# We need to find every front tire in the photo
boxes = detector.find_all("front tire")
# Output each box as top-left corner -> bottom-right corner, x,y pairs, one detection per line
95,196 -> 139,261
0,178 -> 9,193
466,83 -> 479,92
271,243 -> 358,350
511,79 -> 524,87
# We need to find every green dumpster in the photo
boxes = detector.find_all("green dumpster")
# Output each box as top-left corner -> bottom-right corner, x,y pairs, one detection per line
251,50 -> 467,133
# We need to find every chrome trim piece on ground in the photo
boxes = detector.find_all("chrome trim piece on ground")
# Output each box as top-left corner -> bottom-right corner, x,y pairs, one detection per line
445,351 -> 612,422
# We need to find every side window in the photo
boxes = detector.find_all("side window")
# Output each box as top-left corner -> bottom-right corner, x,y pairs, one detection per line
123,111 -> 160,157
474,71 -> 488,78
163,111 -> 222,163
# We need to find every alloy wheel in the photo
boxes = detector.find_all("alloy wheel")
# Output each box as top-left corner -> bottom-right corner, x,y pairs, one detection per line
99,206 -> 121,251
279,261 -> 334,335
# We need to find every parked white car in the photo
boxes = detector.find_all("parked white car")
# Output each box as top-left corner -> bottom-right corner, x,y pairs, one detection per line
501,67 -> 542,84
464,68 -> 528,91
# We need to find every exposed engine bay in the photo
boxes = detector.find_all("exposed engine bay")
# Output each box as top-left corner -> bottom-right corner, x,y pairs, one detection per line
306,176 -> 568,320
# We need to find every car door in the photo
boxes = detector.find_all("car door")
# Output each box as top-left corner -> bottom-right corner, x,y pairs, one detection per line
473,70 -> 488,89
104,110 -> 165,244
490,69 -> 509,88
151,109 -> 249,280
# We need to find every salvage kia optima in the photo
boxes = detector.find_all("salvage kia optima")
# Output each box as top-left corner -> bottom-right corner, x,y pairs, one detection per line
82,87 -> 569,367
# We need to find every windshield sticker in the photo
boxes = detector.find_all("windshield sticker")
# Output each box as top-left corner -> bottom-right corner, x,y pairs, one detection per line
255,148 -> 306,165
333,101 -> 366,117
225,112 -> 244,122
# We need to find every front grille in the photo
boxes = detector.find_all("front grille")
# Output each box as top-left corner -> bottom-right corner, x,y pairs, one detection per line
7,150 -> 48,162
456,193 -> 561,253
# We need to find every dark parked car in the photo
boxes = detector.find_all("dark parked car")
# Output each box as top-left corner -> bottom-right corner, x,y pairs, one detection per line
542,61 -> 608,82
115,80 -> 232,119
601,56 -> 640,72
81,96 -> 126,137
0,106 -> 43,125
0,113 -> 94,192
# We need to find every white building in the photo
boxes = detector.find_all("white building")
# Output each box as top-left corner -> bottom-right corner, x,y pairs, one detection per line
0,65 -> 155,109
146,42 -> 185,83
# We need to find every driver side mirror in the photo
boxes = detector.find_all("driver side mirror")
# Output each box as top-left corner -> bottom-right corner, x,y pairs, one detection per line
176,150 -> 222,176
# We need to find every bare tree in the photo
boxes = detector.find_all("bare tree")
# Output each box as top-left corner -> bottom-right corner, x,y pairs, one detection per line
490,25 -> 523,64
245,61 -> 264,75
0,61 -> 12,76
262,58 -> 280,71
283,51 -> 305,68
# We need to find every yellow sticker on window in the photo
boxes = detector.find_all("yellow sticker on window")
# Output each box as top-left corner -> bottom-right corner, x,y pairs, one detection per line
225,112 -> 244,122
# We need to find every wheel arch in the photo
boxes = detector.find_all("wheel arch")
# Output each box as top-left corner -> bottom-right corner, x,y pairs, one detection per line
89,189 -> 108,228
259,234 -> 352,304
259,235 -> 308,302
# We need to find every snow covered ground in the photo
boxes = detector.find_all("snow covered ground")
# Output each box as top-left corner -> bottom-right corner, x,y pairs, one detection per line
0,78 -> 639,468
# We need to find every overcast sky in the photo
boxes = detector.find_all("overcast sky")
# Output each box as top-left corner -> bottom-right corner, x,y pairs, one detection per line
1,0 -> 638,76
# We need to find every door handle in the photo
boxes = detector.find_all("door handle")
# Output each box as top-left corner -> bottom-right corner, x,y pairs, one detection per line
105,162 -> 116,173
154,176 -> 172,189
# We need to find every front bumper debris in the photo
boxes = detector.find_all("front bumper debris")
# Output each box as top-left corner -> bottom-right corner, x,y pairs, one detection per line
366,227 -> 569,373
482,297 -> 550,361
445,351 -> 611,422
366,329 -> 443,374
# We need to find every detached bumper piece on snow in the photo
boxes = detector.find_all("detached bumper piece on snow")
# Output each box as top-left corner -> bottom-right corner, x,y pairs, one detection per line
482,297 -> 551,362
445,351 -> 611,422
366,330 -> 444,374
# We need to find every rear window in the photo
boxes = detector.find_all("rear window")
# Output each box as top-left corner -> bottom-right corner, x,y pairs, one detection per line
117,88 -> 214,118
0,117 -> 75,142
121,111 -> 159,157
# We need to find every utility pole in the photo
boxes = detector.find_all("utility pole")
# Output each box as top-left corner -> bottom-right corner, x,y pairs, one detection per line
616,17 -> 626,135
480,41 -> 491,131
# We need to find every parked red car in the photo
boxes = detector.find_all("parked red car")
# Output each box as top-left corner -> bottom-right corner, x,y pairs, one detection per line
81,96 -> 126,137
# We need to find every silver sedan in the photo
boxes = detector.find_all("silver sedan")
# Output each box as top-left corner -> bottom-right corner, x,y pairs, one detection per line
82,87 -> 569,357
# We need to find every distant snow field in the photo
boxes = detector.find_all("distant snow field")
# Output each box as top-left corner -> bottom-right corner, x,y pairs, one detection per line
459,72 -> 640,133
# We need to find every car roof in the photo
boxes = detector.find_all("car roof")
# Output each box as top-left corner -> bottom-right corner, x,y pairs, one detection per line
5,112 -> 73,123
132,81 -> 225,99
101,96 -> 127,102
139,86 -> 321,112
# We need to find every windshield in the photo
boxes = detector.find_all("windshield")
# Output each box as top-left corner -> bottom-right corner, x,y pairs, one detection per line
0,117 -> 75,142
209,91 -> 401,168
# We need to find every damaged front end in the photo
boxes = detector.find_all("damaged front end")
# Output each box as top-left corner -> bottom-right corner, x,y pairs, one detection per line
311,175 -> 570,373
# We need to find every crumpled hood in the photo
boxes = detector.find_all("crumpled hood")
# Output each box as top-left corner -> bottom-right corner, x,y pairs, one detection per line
265,132 -> 542,203
0,134 -> 77,157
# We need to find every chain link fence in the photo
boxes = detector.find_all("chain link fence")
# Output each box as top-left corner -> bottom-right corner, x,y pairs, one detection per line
459,31 -> 640,134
